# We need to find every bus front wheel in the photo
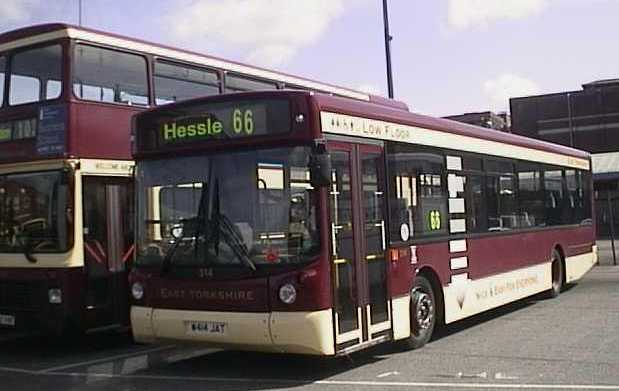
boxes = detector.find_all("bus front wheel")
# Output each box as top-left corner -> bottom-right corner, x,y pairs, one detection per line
404,275 -> 436,349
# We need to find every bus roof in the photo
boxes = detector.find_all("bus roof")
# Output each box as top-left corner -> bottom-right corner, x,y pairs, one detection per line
312,93 -> 590,162
134,90 -> 590,167
0,23 -> 407,111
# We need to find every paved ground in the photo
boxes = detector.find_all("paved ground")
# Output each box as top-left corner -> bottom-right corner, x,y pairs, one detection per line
1,250 -> 618,390
597,239 -> 619,266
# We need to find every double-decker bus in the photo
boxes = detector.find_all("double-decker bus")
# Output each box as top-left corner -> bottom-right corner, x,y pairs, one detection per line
0,23 -> 386,335
130,90 -> 596,355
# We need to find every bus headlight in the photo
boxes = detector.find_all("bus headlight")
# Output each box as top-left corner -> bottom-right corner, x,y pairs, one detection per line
278,283 -> 297,304
48,288 -> 62,304
132,282 -> 145,300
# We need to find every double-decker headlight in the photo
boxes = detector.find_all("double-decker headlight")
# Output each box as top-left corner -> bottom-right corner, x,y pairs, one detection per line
278,283 -> 297,304
48,288 -> 62,304
131,282 -> 145,300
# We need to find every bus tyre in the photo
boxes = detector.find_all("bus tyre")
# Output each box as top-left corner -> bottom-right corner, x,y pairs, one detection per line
548,249 -> 564,298
405,275 -> 436,350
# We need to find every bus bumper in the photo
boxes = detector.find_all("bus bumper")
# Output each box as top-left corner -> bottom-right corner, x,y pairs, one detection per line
131,306 -> 335,355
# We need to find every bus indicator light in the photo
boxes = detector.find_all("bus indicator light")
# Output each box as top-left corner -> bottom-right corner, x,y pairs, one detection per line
131,282 -> 145,300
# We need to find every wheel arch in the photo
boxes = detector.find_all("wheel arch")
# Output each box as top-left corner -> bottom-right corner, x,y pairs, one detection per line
552,243 -> 567,284
416,266 -> 445,326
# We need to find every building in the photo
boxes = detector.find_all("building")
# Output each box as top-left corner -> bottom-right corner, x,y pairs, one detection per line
510,79 -> 619,237
443,111 -> 511,132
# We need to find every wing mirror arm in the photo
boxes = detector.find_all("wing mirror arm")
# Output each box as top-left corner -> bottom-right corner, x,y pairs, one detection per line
309,139 -> 332,188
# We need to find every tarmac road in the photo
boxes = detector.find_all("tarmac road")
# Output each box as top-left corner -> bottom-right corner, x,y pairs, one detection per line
1,260 -> 618,390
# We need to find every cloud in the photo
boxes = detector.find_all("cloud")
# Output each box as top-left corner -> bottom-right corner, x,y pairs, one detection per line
169,0 -> 360,67
484,73 -> 541,110
448,0 -> 547,30
0,0 -> 38,23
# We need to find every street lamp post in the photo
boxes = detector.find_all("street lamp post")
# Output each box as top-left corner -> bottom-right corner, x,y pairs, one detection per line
78,0 -> 83,26
382,0 -> 394,99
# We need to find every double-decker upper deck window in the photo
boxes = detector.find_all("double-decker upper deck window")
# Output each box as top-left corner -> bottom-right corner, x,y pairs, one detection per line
9,45 -> 62,106
154,60 -> 220,105
225,74 -> 278,93
73,44 -> 148,106
0,56 -> 5,106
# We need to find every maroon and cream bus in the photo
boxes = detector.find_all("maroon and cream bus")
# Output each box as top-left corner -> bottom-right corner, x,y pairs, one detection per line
130,90 -> 596,355
0,23 -> 384,335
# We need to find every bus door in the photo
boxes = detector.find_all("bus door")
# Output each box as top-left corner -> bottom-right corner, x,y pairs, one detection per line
328,142 -> 390,352
82,176 -> 134,330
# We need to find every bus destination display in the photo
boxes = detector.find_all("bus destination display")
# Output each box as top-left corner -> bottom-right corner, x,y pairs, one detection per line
150,100 -> 291,146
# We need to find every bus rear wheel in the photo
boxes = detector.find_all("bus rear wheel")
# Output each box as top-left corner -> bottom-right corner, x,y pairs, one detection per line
548,249 -> 564,298
404,275 -> 436,349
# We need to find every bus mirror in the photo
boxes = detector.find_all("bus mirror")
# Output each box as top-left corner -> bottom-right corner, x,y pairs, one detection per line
309,151 -> 332,187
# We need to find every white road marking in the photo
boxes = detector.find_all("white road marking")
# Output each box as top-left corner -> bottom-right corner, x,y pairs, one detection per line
0,366 -> 38,374
0,368 -> 618,390
457,372 -> 487,379
37,345 -> 176,373
376,371 -> 400,378
495,372 -> 520,380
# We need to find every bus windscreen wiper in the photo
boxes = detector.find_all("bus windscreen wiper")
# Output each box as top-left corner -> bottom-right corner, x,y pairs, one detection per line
215,212 -> 256,272
208,178 -> 256,272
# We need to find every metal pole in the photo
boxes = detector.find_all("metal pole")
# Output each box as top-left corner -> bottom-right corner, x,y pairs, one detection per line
567,92 -> 574,147
382,0 -> 394,99
78,0 -> 83,26
607,190 -> 617,265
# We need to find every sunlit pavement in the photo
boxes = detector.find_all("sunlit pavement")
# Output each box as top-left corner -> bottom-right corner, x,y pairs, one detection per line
1,265 -> 618,390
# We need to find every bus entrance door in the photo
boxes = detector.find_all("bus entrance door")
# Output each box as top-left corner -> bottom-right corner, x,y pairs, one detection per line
82,176 -> 133,331
329,143 -> 390,353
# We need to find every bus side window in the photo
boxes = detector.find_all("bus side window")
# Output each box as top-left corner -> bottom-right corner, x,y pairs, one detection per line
517,163 -> 545,228
154,60 -> 220,105
387,143 -> 447,242
225,74 -> 278,93
73,44 -> 148,106
544,169 -> 564,226
9,44 -> 62,106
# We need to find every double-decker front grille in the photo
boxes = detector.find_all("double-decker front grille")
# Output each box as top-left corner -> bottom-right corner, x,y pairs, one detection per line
0,281 -> 42,310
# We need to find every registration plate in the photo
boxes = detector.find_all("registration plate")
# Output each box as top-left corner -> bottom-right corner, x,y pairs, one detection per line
186,320 -> 227,336
0,314 -> 15,327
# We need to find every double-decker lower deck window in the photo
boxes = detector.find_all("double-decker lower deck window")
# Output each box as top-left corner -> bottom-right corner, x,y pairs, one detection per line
0,170 -> 71,253
154,60 -> 220,105
73,44 -> 148,106
9,44 -> 62,106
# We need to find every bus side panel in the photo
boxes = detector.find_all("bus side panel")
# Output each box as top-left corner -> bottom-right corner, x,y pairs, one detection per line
69,102 -> 136,160
443,226 -> 595,324
466,226 -> 595,281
